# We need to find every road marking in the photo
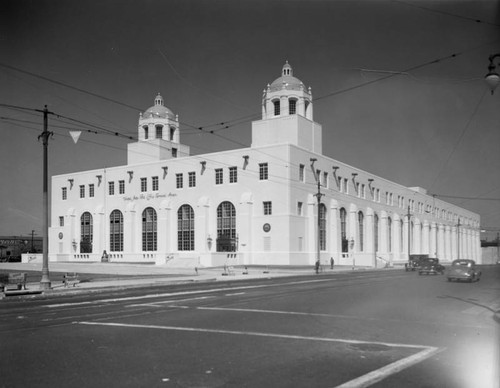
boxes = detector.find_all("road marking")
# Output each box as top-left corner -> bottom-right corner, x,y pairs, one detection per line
46,274 -> 405,309
78,320 -> 436,350
78,320 -> 441,387
126,296 -> 215,308
45,278 -> 336,308
224,292 -> 245,296
334,346 -> 443,388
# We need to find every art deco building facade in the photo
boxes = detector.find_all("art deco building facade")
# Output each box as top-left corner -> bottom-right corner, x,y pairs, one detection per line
49,63 -> 481,267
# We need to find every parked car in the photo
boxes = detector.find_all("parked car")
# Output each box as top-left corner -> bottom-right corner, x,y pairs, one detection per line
405,254 -> 429,271
418,258 -> 445,275
446,259 -> 481,282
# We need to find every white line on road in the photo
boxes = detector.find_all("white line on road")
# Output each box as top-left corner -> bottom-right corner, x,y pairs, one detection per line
45,278 -> 338,308
126,296 -> 214,308
334,346 -> 443,388
77,320 -> 441,388
78,320 -> 436,350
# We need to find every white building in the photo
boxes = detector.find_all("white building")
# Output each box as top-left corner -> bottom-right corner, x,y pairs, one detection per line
49,62 -> 481,267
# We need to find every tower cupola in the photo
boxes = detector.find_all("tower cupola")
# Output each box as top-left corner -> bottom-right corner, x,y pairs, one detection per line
261,61 -> 313,120
127,93 -> 190,164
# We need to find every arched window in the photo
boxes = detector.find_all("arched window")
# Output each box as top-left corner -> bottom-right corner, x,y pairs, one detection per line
319,204 -> 327,251
170,126 -> 175,141
143,125 -> 149,140
273,100 -> 280,116
289,99 -> 297,115
217,201 -> 236,252
80,212 -> 93,253
358,211 -> 364,252
340,208 -> 348,253
178,205 -> 194,251
374,213 -> 379,253
109,210 -> 123,252
142,207 -> 157,251
388,217 -> 392,253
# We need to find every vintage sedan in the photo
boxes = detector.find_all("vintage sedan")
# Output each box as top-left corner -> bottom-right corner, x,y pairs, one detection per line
418,258 -> 445,275
446,259 -> 481,282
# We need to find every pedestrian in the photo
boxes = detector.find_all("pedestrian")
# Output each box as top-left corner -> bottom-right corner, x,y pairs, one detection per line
330,257 -> 334,269
315,260 -> 320,274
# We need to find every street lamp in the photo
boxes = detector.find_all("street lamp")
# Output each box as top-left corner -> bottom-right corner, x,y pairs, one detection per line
485,53 -> 500,95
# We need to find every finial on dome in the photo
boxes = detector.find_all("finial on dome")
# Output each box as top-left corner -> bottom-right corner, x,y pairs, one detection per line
154,93 -> 164,106
282,61 -> 293,77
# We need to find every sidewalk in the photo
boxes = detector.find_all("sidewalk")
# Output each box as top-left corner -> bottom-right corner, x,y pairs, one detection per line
0,262 -> 376,299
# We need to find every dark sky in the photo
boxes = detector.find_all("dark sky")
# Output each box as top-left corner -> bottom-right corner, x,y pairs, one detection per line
1,0 -> 499,240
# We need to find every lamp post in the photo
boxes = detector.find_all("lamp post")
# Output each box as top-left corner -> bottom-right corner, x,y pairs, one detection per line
485,53 -> 500,94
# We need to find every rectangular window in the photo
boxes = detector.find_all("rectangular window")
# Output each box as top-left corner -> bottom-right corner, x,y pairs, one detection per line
176,173 -> 183,189
215,168 -> 223,185
89,184 -> 94,198
62,187 -> 67,200
297,202 -> 303,216
188,172 -> 196,187
229,166 -> 237,183
152,176 -> 159,191
156,126 -> 162,139
140,178 -> 147,192
109,181 -> 115,196
79,185 -> 85,198
338,176 -> 343,192
263,201 -> 272,215
259,163 -> 268,180
172,148 -> 177,158
356,182 -> 360,197
323,172 -> 328,188
299,164 -> 305,182
361,184 -> 365,199
59,216 -> 64,227
344,178 -> 348,194
119,180 -> 125,194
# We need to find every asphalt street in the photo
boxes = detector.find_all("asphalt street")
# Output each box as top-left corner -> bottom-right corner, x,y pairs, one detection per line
1,266 -> 499,388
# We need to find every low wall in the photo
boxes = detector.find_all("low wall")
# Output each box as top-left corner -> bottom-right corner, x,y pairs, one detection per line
22,253 -> 43,264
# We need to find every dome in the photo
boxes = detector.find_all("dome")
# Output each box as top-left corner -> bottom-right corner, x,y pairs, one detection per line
142,93 -> 175,119
269,61 -> 305,92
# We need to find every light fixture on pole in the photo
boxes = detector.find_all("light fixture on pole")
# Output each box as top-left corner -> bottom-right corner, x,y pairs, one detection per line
485,53 -> 500,95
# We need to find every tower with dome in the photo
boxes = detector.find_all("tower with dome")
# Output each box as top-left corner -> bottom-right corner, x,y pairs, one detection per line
47,62 -> 481,268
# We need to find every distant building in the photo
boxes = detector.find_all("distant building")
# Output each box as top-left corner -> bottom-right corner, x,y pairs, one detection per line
49,62 -> 481,267
0,235 -> 43,259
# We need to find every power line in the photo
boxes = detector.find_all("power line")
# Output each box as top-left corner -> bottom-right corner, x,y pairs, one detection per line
391,0 -> 500,28
433,194 -> 500,201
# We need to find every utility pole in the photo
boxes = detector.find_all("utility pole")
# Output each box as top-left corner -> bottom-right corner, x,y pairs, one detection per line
37,105 -> 53,290
457,218 -> 460,260
407,205 -> 411,262
31,230 -> 36,252
314,179 -> 324,273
